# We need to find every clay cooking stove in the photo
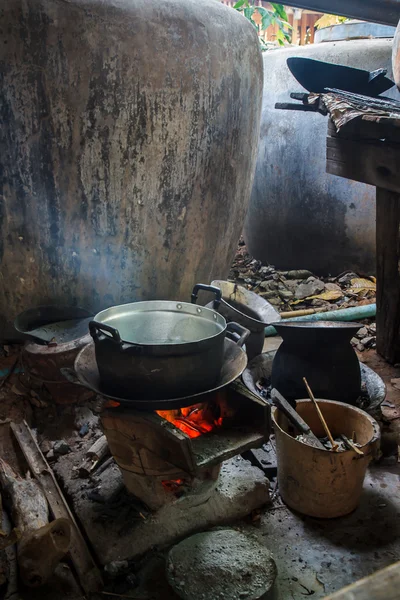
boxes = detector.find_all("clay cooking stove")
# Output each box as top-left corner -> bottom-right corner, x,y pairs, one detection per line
101,387 -> 270,511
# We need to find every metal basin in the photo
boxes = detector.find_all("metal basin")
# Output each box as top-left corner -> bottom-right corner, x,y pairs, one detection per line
74,338 -> 248,410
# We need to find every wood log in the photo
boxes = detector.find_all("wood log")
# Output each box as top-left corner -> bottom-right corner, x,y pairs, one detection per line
0,458 -> 71,587
10,421 -> 103,594
2,508 -> 18,600
78,434 -> 110,478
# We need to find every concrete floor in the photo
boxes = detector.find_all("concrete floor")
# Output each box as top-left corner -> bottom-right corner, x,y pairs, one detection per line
132,342 -> 400,600
133,465 -> 400,600
1,341 -> 400,600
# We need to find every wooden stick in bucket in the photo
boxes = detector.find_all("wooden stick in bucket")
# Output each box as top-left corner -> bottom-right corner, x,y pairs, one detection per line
303,377 -> 339,452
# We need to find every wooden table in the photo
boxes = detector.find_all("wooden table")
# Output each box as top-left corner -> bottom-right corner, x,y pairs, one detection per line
326,116 -> 400,364
323,560 -> 400,599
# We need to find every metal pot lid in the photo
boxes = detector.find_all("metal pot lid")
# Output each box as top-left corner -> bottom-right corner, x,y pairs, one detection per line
74,339 -> 247,410
92,300 -> 226,346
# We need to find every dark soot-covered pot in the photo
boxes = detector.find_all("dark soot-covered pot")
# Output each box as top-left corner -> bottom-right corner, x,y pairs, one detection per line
271,321 -> 362,405
205,280 -> 281,360
89,285 -> 249,400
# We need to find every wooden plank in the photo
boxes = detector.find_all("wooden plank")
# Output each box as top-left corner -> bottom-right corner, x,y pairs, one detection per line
376,188 -> 400,364
10,421 -> 103,595
323,560 -> 400,599
328,116 -> 400,144
326,136 -> 400,194
191,428 -> 264,469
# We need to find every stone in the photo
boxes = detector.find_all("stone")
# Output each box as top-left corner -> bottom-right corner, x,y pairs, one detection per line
356,327 -> 368,339
260,280 -> 278,291
361,336 -> 375,348
324,282 -> 342,292
53,454 -> 270,565
40,439 -> 53,454
104,560 -> 130,579
259,291 -> 278,300
279,290 -> 293,300
268,297 -> 281,306
369,323 -> 377,334
294,279 -> 325,300
46,449 -> 55,460
310,299 -> 328,307
338,272 -> 359,285
356,344 -> 365,352
53,440 -> 71,456
166,529 -> 277,600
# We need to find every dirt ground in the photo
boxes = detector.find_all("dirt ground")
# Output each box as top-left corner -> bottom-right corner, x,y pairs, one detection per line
0,239 -> 399,599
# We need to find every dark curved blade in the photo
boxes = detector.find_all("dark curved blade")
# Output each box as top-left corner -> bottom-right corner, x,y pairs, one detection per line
287,57 -> 394,97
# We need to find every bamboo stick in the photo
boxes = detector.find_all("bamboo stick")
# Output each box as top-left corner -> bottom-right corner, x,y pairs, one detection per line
303,377 -> 339,452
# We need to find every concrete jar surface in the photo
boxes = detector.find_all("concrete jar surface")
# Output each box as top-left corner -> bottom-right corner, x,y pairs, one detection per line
244,26 -> 397,275
0,0 -> 263,327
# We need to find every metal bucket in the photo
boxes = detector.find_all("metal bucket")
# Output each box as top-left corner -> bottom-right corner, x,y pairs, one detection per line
272,399 -> 380,518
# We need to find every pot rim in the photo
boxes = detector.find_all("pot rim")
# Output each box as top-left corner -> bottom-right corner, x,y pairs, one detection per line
272,398 -> 381,451
92,300 -> 227,346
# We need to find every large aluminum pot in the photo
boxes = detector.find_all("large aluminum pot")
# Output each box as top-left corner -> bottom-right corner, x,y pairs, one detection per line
89,285 -> 249,400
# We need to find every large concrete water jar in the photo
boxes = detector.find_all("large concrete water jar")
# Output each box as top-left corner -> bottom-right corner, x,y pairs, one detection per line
0,0 -> 262,323
244,23 -> 396,275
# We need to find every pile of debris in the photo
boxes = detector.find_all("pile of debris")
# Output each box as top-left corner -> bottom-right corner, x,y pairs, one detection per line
229,240 -> 376,351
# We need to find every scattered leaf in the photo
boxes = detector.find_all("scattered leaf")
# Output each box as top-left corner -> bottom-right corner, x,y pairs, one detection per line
348,278 -> 376,295
306,290 -> 343,302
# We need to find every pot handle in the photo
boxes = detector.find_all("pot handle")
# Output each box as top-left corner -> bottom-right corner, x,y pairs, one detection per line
191,284 -> 222,309
89,320 -> 122,345
225,322 -> 250,348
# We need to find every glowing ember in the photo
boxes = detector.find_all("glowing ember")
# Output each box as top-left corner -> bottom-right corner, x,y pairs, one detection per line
161,478 -> 185,492
157,403 -> 223,439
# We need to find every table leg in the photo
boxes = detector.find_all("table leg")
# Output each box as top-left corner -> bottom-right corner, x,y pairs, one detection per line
376,187 -> 400,364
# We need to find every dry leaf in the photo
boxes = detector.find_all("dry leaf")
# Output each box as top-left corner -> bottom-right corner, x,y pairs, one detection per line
305,290 -> 343,302
348,277 -> 376,295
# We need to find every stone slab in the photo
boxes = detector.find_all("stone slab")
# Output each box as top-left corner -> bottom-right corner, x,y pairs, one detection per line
55,451 -> 270,565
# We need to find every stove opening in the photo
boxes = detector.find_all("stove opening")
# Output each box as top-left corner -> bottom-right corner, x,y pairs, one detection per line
156,402 -> 223,439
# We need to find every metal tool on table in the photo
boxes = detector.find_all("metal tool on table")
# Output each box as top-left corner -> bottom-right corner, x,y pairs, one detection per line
287,57 -> 394,97
271,388 -> 325,450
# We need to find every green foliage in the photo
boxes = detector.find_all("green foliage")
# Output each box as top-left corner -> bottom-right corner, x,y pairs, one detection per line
233,1 -> 292,48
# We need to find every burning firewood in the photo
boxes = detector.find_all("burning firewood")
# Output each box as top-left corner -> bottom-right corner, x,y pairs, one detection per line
79,434 -> 110,478
0,458 -> 71,587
